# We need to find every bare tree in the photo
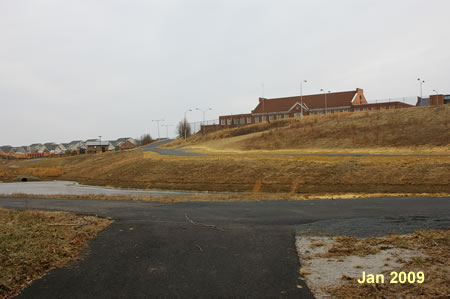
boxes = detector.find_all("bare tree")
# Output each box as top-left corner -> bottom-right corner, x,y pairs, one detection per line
137,133 -> 153,146
177,118 -> 192,139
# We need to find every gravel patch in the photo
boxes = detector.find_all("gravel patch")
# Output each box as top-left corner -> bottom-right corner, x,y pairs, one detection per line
296,236 -> 424,298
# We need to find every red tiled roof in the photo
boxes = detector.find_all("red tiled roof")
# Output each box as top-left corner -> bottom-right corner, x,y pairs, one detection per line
251,90 -> 358,113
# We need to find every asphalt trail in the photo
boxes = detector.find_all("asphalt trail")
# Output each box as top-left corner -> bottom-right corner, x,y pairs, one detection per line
1,196 -> 449,298
139,139 -> 205,156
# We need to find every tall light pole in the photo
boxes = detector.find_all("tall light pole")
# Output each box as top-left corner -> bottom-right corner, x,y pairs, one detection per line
433,89 -> 439,94
196,108 -> 212,134
320,89 -> 330,114
162,124 -> 173,139
300,80 -> 307,117
152,119 -> 164,139
417,78 -> 425,106
184,109 -> 192,140
98,136 -> 102,153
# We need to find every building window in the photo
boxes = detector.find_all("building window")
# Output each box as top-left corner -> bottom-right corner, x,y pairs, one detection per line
254,117 -> 259,123
276,114 -> 281,120
262,116 -> 267,122
284,114 -> 289,119
227,119 -> 232,125
343,109 -> 349,112
389,105 -> 395,109
294,112 -> 301,117
233,119 -> 238,125
269,115 -> 274,121
240,118 -> 245,124
380,106 -> 386,110
221,119 -> 225,125
354,108 -> 360,112
371,107 -> 377,110
363,108 -> 368,111
247,117 -> 252,124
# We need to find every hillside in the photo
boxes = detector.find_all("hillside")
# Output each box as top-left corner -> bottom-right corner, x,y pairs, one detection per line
0,105 -> 448,195
176,105 -> 449,153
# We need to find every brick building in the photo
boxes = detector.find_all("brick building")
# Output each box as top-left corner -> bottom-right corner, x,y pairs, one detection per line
217,88 -> 412,129
416,94 -> 450,106
86,141 -> 110,154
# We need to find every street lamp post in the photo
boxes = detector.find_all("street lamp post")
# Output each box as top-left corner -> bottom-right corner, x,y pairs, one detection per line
433,89 -> 439,95
417,78 -> 425,106
152,119 -> 164,139
320,89 -> 330,114
98,135 -> 102,153
196,108 -> 212,134
184,109 -> 192,140
300,80 -> 307,117
162,124 -> 173,139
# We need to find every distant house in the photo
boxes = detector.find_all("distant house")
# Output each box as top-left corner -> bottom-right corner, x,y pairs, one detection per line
112,138 -> 137,151
65,140 -> 86,154
0,146 -> 13,154
11,146 -> 27,155
86,141 -> 111,154
44,143 -> 66,154
28,144 -> 48,154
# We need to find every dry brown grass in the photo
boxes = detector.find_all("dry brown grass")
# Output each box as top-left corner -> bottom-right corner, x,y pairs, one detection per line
1,192 -> 449,204
0,167 -> 63,181
172,105 -> 450,153
326,229 -> 450,298
0,150 -> 448,194
0,209 -> 111,298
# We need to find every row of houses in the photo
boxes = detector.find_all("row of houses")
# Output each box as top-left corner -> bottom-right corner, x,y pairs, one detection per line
0,137 -> 137,157
203,89 -> 448,131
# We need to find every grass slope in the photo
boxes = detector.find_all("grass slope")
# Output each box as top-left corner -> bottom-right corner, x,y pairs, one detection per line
176,105 -> 449,153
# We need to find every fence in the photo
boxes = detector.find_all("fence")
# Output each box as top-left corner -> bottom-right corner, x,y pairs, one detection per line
369,96 -> 417,105
188,119 -> 220,134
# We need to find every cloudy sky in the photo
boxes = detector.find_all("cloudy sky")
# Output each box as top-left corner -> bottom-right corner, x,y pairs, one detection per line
1,0 -> 449,145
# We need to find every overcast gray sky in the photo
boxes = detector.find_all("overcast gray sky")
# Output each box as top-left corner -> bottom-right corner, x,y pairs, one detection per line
1,0 -> 449,145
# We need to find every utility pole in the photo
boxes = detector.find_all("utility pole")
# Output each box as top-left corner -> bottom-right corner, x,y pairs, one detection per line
98,136 -> 102,153
300,80 -> 307,117
152,119 -> 164,139
162,124 -> 173,138
320,89 -> 330,114
417,78 -> 425,106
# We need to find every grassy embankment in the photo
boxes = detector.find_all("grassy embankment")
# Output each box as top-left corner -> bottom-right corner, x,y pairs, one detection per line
0,105 -> 448,195
168,105 -> 449,154
0,209 -> 111,298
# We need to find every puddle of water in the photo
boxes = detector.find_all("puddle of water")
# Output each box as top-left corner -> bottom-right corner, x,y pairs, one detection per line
0,181 -> 201,197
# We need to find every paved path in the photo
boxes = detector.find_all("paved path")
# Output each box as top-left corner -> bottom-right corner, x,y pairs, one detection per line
1,196 -> 449,298
139,139 -> 449,158
139,139 -> 205,156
